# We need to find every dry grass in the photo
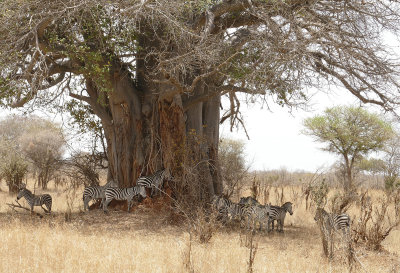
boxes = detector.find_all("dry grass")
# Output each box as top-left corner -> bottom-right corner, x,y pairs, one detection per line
0,180 -> 399,273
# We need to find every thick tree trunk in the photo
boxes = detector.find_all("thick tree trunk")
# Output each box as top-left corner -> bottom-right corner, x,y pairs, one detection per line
84,59 -> 223,199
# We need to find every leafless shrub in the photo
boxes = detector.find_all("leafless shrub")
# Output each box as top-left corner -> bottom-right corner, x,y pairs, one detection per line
261,183 -> 272,205
167,161 -> 221,243
245,230 -> 258,273
182,232 -> 195,273
289,186 -> 300,204
352,193 -> 400,251
191,208 -> 220,244
61,152 -> 101,189
250,176 -> 260,200
274,186 -> 285,205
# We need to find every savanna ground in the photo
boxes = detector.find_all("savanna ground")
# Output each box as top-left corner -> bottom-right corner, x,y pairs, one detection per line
1,178 -> 400,273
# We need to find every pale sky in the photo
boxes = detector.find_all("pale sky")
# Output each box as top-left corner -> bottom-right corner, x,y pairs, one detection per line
220,88 -> 383,172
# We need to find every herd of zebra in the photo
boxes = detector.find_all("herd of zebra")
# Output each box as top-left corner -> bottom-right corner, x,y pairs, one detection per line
211,195 -> 351,235
13,168 -> 351,236
211,195 -> 294,232
14,169 -> 168,214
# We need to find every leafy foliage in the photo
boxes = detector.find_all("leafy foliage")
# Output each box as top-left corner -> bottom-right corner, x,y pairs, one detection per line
303,106 -> 393,190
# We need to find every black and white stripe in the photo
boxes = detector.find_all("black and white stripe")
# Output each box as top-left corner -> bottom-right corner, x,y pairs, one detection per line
314,208 -> 350,235
211,195 -> 234,221
227,202 -> 246,221
243,204 -> 270,231
17,188 -> 52,213
268,202 -> 293,232
103,185 -> 147,213
83,180 -> 118,211
136,169 -> 169,196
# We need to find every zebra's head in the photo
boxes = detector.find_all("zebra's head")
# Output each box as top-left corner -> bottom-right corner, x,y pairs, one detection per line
16,188 -> 28,200
283,202 -> 293,215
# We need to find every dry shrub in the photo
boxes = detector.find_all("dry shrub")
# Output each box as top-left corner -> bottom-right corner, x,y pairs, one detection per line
250,176 -> 260,200
289,186 -> 300,204
182,233 -> 195,273
168,164 -> 220,244
61,152 -> 101,189
352,192 -> 400,251
274,186 -> 285,205
191,208 -> 220,244
304,179 -> 329,210
246,231 -> 258,273
328,191 -> 355,214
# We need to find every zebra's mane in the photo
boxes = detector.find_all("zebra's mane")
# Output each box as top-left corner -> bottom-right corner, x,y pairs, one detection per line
19,188 -> 34,196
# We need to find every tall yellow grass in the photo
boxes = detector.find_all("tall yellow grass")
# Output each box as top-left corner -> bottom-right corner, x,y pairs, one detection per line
0,180 -> 399,273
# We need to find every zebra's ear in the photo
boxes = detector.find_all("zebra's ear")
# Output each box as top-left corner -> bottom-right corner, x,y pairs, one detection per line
19,183 -> 26,190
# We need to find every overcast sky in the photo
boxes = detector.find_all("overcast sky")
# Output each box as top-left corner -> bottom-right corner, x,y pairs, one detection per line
220,87 -> 385,173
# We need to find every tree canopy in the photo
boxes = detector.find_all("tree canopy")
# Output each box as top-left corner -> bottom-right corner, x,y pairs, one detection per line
1,1 -> 399,111
303,105 -> 393,191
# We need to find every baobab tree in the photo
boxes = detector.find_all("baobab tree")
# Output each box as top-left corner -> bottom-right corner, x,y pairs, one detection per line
0,1 -> 400,198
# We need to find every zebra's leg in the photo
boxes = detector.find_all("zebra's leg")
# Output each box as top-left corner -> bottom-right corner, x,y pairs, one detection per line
103,199 -> 111,213
127,197 -> 133,212
40,205 -> 48,213
279,219 -> 284,233
267,218 -> 271,232
83,197 -> 90,211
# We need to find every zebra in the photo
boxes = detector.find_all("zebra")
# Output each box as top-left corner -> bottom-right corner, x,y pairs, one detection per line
239,196 -> 260,206
227,202 -> 246,222
136,169 -> 169,197
314,208 -> 350,236
16,188 -> 52,213
83,180 -> 118,211
103,185 -> 147,213
314,207 -> 351,258
243,204 -> 270,231
267,201 -> 293,232
225,201 -> 270,231
211,195 -> 234,221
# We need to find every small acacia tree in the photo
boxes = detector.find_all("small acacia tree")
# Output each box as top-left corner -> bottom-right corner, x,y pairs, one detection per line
303,106 -> 393,192
0,141 -> 28,193
0,115 -> 65,190
19,118 -> 65,189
